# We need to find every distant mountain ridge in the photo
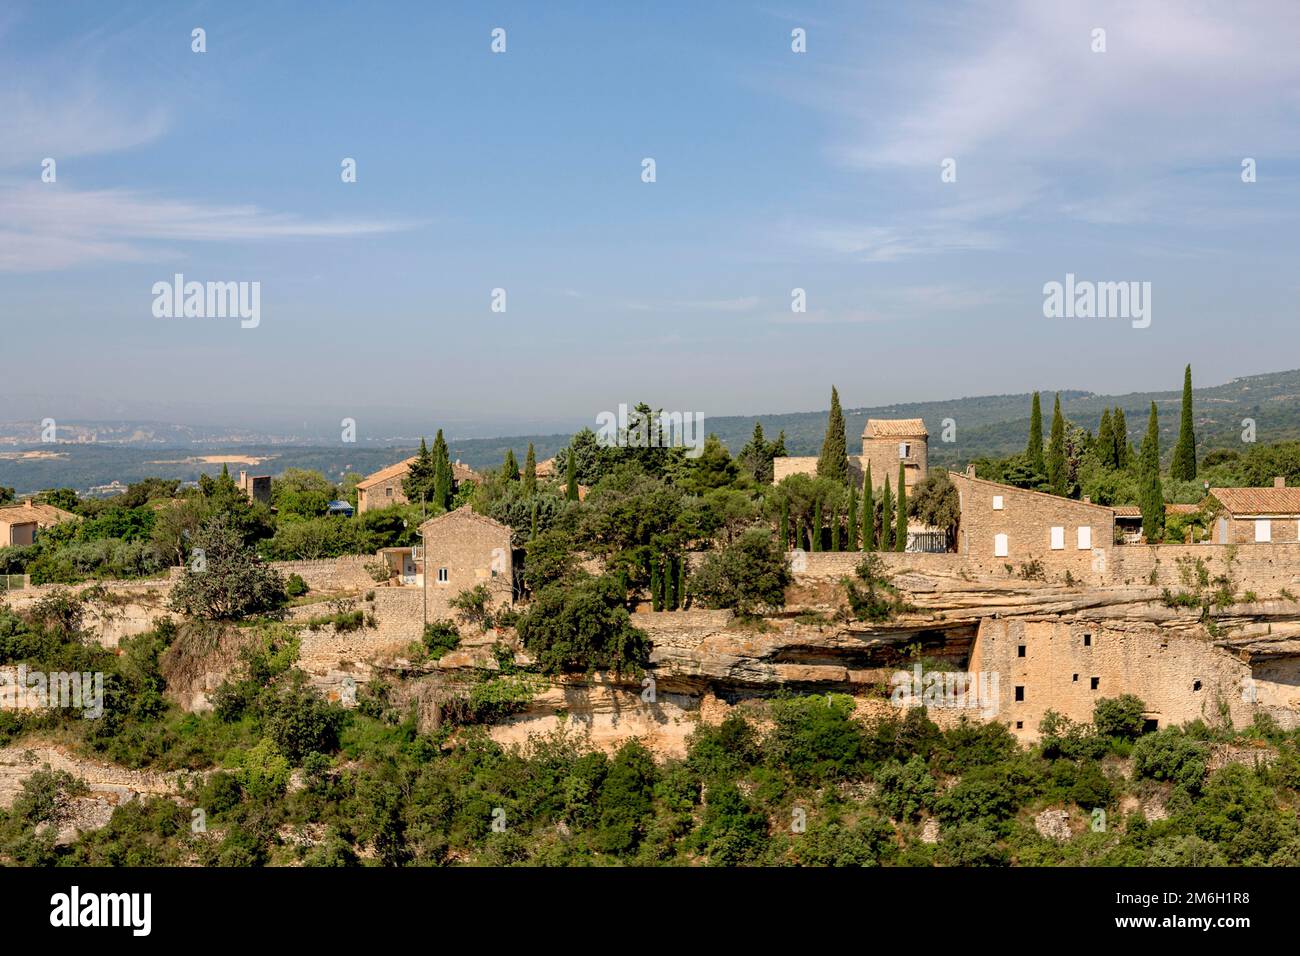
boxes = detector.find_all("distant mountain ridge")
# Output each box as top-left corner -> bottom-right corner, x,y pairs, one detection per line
2,369 -> 1298,493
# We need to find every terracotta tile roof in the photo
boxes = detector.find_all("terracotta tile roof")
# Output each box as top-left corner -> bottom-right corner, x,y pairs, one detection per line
1112,503 -> 1204,519
863,418 -> 928,439
356,457 -> 418,490
1210,487 -> 1300,516
0,501 -> 79,526
417,503 -> 511,535
357,456 -> 480,490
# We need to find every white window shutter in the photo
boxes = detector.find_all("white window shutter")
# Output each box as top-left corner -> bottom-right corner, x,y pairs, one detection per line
1050,526 -> 1065,550
992,495 -> 1004,511
994,533 -> 1008,557
1255,519 -> 1271,543
1077,526 -> 1092,550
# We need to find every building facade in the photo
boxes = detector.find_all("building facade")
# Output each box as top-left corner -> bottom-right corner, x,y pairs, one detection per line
950,469 -> 1115,579
356,457 -> 479,514
1209,480 -> 1300,544
417,505 -> 514,620
772,417 -> 929,492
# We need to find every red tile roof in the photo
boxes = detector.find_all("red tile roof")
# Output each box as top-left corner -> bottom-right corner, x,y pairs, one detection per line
1210,487 -> 1300,516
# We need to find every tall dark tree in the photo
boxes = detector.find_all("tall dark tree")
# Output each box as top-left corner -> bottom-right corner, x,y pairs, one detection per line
402,437 -> 437,506
817,386 -> 850,484
565,448 -> 579,501
894,463 -> 908,552
1096,409 -> 1116,469
739,421 -> 780,484
861,466 -> 875,551
1171,365 -> 1197,481
523,443 -> 538,495
1027,392 -> 1045,473
1113,408 -> 1129,469
780,497 -> 790,550
1139,401 -> 1165,543
1047,393 -> 1067,496
812,498 -> 823,552
431,430 -> 453,510
830,505 -> 841,551
880,475 -> 894,552
502,448 -> 520,482
846,482 -> 859,551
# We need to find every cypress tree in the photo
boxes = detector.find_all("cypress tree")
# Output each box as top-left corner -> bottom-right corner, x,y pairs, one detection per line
817,386 -> 850,484
846,483 -> 859,551
651,556 -> 663,611
862,466 -> 875,551
895,462 -> 908,552
1114,408 -> 1129,469
431,430 -> 452,510
1027,392 -> 1045,473
565,449 -> 578,501
881,475 -> 894,551
1047,393 -> 1066,495
1096,409 -> 1115,468
780,497 -> 790,550
1139,401 -> 1165,543
502,448 -> 519,482
677,557 -> 687,610
830,506 -> 841,551
1171,365 -> 1197,481
523,443 -> 537,495
812,499 -> 823,552
665,555 -> 678,610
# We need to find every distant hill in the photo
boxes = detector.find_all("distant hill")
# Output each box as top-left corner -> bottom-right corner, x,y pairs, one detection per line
3,369 -> 1298,493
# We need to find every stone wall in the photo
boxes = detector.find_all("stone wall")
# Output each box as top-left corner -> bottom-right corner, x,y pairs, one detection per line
269,556 -> 375,592
789,551 -> 965,580
1109,542 -> 1300,592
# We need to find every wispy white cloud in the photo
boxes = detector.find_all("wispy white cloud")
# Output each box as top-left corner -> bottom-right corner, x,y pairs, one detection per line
0,184 -> 417,271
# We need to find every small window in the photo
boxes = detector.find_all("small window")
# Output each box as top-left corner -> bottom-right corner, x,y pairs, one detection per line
1255,519 -> 1272,543
1083,633 -> 1092,647
992,495 -> 1004,511
1193,680 -> 1202,692
898,442 -> 910,459
437,567 -> 449,583
1017,645 -> 1026,658
385,486 -> 393,497
1077,526 -> 1092,550
1090,677 -> 1100,690
1015,721 -> 1023,730
1072,674 -> 1078,682
994,533 -> 1008,558
1014,686 -> 1024,701
1050,526 -> 1065,550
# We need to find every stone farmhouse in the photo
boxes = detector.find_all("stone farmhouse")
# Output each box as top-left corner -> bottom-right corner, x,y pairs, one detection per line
949,469 -> 1115,580
416,505 -> 513,619
0,499 -> 78,547
355,456 -> 480,513
773,417 -> 929,493
1208,479 -> 1300,544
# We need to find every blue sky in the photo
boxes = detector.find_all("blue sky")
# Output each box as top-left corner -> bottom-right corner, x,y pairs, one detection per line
2,0 -> 1299,437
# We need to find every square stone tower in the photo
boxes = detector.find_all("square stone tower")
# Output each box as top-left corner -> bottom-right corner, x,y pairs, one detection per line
861,419 -> 928,492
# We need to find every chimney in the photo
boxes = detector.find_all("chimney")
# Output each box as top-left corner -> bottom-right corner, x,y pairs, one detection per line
1083,495 -> 1091,504
24,499 -> 34,509
239,470 -> 248,485
966,464 -> 976,477
1276,476 -> 1286,489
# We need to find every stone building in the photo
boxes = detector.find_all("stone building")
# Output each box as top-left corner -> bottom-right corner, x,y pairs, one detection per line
970,617 -> 1255,741
355,456 -> 479,513
0,499 -> 78,547
237,470 -> 272,506
950,469 -> 1114,578
416,505 -> 514,620
1208,479 -> 1300,544
861,418 -> 927,493
772,417 -> 929,492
